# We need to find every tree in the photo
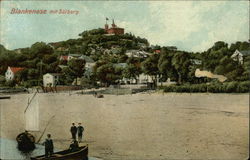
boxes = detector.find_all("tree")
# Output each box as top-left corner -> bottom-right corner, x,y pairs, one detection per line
29,42 -> 54,59
96,63 -> 121,86
172,52 -> 191,84
202,41 -> 230,72
158,50 -> 176,82
15,69 -> 28,83
61,67 -> 75,85
123,64 -> 142,83
142,54 -> 160,86
67,59 -> 86,85
27,69 -> 40,82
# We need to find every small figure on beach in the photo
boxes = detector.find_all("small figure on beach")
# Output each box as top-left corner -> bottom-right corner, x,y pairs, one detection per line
93,91 -> 104,98
93,91 -> 97,97
70,123 -> 77,140
43,134 -> 54,158
77,123 -> 84,143
69,139 -> 79,152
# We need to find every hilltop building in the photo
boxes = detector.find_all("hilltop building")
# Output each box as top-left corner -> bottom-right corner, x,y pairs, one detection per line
104,19 -> 124,35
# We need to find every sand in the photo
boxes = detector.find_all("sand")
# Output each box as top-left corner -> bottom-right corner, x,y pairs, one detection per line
0,92 -> 249,160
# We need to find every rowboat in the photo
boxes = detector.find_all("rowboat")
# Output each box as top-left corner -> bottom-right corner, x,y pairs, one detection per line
0,96 -> 11,99
30,145 -> 88,160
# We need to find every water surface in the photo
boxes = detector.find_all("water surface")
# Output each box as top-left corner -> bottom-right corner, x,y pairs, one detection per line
0,138 -> 101,160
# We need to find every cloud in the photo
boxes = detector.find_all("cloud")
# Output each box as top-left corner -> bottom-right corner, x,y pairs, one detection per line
190,1 -> 249,51
147,2 -> 203,44
146,1 -> 249,52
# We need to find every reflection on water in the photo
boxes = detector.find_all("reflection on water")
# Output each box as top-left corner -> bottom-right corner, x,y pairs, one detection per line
0,138 -> 101,160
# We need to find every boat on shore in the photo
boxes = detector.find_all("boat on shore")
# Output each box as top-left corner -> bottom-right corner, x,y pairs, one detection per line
30,145 -> 88,160
0,96 -> 11,99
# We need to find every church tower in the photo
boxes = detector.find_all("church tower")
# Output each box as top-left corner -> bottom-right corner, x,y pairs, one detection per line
105,24 -> 109,30
105,17 -> 109,30
111,19 -> 117,28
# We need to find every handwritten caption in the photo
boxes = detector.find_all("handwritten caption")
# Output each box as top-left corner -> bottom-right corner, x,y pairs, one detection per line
10,8 -> 80,15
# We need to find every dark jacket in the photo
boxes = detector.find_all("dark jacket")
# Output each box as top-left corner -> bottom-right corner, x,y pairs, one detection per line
71,126 -> 77,133
44,138 -> 54,151
77,126 -> 84,135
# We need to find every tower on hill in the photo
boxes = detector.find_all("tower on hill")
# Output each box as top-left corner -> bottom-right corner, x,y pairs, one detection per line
104,19 -> 124,35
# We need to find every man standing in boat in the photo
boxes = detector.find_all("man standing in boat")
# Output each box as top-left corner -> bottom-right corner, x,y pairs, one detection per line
77,123 -> 84,143
70,123 -> 77,140
43,134 -> 54,158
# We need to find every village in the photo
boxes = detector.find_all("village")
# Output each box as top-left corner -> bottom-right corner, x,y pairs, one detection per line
1,20 -> 250,94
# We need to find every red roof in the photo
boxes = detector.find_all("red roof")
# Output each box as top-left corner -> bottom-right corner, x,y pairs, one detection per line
60,56 -> 69,61
9,67 -> 24,74
154,50 -> 161,53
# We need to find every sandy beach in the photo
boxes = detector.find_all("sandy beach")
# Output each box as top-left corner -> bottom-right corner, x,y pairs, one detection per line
0,92 -> 249,160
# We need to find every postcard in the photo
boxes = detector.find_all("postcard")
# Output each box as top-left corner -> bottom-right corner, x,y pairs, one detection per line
0,1 -> 249,160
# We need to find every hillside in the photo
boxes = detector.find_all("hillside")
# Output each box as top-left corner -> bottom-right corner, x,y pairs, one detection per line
48,28 -> 150,61
0,27 -> 249,88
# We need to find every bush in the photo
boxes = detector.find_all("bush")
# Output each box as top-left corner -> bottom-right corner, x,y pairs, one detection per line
23,80 -> 39,88
225,81 -> 238,93
0,76 -> 6,86
5,80 -> 16,87
161,81 -> 250,93
236,81 -> 250,93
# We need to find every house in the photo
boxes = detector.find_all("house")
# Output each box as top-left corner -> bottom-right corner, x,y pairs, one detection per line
190,59 -> 202,65
59,55 -> 69,61
125,50 -> 149,58
5,66 -> 25,81
112,63 -> 157,84
231,49 -> 250,64
83,56 -> 95,77
59,54 -> 83,61
59,54 -> 94,63
104,19 -> 124,35
68,54 -> 82,60
154,50 -> 161,54
43,73 -> 61,87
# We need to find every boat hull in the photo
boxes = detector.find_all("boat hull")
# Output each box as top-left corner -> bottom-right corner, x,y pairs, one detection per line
30,146 -> 88,160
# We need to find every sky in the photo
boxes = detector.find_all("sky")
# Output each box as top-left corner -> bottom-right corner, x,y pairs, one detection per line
0,1 -> 249,52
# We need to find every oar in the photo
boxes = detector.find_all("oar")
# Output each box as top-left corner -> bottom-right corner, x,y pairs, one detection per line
36,115 -> 55,143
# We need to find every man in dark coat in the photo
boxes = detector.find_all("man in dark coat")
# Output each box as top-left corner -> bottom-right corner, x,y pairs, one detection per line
77,123 -> 84,143
43,134 -> 54,158
70,123 -> 77,140
69,139 -> 79,152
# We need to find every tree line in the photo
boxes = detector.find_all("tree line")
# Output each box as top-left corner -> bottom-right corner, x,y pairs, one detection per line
0,28 -> 249,88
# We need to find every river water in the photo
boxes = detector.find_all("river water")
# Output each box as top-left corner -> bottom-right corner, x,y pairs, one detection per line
0,138 -> 101,160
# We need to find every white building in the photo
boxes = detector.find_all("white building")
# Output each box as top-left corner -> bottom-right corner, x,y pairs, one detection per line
231,49 -> 250,64
5,66 -> 24,81
43,73 -> 61,87
125,50 -> 150,58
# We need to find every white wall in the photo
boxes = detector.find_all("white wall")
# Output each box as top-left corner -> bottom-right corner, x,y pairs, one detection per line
5,68 -> 14,81
43,74 -> 55,87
